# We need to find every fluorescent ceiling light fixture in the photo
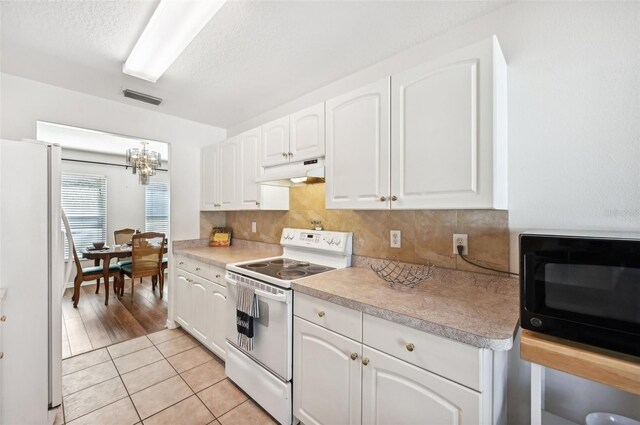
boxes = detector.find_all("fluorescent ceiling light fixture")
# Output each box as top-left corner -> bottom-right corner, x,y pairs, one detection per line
123,0 -> 226,83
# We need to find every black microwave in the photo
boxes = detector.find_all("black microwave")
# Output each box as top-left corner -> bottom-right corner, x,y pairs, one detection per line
520,232 -> 640,356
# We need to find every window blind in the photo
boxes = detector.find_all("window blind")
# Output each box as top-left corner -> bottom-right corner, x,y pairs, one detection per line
145,181 -> 169,237
62,173 -> 107,259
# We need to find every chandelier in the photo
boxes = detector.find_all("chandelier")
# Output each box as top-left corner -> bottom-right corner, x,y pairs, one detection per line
125,142 -> 161,185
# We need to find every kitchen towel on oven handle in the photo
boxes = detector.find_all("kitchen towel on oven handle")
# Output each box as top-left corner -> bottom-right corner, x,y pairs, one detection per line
236,281 -> 260,351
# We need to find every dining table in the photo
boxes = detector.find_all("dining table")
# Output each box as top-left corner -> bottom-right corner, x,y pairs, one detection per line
81,245 -> 134,305
80,244 -> 169,306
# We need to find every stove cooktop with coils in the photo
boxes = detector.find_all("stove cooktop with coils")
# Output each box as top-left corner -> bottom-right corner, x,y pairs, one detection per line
235,257 -> 335,281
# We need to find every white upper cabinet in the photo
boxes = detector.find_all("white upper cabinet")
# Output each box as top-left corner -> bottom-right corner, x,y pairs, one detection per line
201,133 -> 289,212
391,36 -> 507,209
219,138 -> 239,210
261,116 -> 290,167
238,127 -> 262,210
261,103 -> 326,168
201,144 -> 220,210
325,36 -> 507,210
325,77 -> 391,210
290,103 -> 325,163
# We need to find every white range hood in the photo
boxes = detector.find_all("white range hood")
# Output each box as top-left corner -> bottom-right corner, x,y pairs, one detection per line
256,158 -> 324,186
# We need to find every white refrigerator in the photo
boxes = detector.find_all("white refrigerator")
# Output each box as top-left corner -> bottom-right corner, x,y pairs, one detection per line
0,139 -> 66,424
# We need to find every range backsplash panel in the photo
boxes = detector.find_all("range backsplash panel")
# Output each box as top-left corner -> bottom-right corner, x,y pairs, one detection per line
201,183 -> 508,274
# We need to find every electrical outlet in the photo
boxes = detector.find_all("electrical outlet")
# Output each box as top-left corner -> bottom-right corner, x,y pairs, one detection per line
251,221 -> 257,233
390,230 -> 401,248
453,234 -> 468,255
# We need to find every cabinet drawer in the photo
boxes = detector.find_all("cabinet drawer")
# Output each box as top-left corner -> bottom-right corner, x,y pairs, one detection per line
191,259 -> 213,281
175,255 -> 195,273
363,314 -> 482,391
175,255 -> 223,283
294,293 -> 362,341
210,266 -> 225,285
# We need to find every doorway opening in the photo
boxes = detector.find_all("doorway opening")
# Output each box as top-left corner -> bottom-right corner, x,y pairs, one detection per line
38,121 -> 170,358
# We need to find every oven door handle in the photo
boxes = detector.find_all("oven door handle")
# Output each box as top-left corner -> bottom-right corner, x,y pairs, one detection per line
226,276 -> 290,303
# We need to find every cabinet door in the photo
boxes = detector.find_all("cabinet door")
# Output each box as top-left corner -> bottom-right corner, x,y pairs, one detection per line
326,77 -> 391,210
175,272 -> 192,330
362,346 -> 481,425
294,317 -> 361,425
238,128 -> 262,210
391,36 -> 505,209
201,144 -> 220,210
209,282 -> 227,360
219,138 -> 239,210
261,116 -> 290,167
190,278 -> 210,345
290,103 -> 325,162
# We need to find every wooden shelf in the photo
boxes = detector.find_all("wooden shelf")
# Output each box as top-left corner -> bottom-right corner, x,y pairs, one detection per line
521,329 -> 640,395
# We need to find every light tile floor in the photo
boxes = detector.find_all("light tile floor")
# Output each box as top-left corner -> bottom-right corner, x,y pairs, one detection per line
55,327 -> 277,425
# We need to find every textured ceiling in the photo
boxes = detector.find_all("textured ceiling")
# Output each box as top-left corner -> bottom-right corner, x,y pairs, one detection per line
1,1 -> 508,129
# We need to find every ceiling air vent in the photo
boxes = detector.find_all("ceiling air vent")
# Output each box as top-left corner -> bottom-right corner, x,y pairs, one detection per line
123,89 -> 162,106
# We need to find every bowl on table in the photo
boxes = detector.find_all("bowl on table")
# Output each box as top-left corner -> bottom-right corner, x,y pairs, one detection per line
92,242 -> 105,249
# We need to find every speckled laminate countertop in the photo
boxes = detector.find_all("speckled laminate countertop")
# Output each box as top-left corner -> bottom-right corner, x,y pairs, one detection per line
173,245 -> 282,269
291,266 -> 520,351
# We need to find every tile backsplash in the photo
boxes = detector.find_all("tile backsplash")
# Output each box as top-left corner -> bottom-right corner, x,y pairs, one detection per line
200,183 -> 509,274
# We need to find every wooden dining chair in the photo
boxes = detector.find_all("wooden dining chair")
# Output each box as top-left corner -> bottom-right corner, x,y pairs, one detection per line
114,228 -> 136,245
119,232 -> 166,300
91,228 -> 138,292
68,230 -> 122,308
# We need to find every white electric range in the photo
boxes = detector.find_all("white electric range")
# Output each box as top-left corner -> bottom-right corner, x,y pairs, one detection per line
225,228 -> 353,425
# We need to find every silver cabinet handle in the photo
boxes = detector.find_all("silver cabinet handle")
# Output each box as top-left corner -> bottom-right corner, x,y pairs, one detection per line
0,315 -> 6,322
351,353 -> 358,361
362,358 -> 369,366
282,152 -> 288,158
391,195 -> 398,201
0,352 -> 4,359
318,311 -> 325,317
216,274 -> 221,278
195,267 -> 201,271
179,261 -> 184,265
379,196 -> 386,202
288,152 -> 293,157
256,201 -> 260,206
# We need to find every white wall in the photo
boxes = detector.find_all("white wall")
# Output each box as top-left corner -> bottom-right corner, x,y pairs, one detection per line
227,2 -> 640,423
1,73 -> 227,242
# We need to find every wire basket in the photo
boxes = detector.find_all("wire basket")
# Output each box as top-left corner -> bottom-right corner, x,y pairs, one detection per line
369,259 -> 434,288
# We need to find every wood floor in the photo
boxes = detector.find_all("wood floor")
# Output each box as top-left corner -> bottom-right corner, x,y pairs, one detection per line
62,277 -> 168,359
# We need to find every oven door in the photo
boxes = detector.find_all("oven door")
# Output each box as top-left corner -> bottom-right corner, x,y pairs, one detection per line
225,272 -> 293,381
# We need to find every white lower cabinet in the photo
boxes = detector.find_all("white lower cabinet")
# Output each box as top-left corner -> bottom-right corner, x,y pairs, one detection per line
174,257 -> 227,360
294,317 -> 362,425
293,292 -> 505,425
209,282 -> 228,358
175,272 -> 192,329
190,278 -> 210,345
361,346 -> 480,425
